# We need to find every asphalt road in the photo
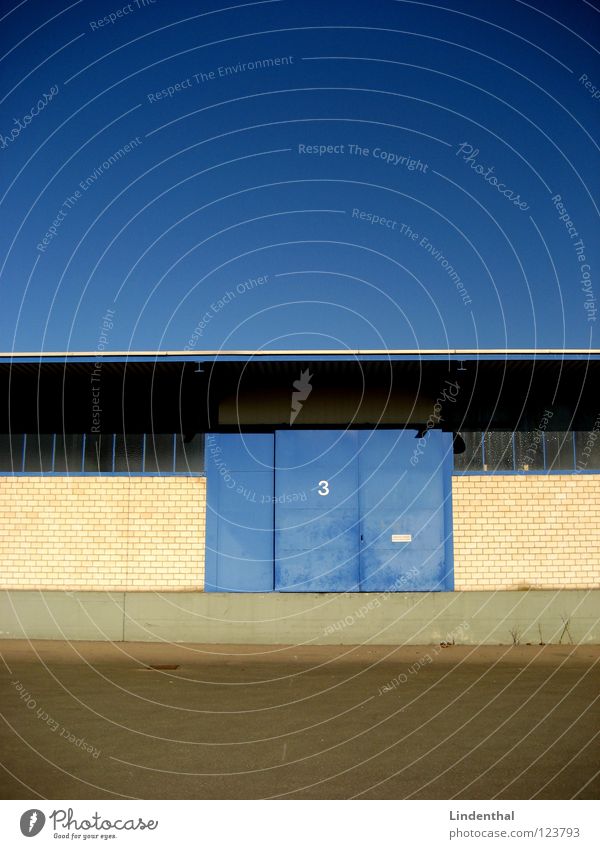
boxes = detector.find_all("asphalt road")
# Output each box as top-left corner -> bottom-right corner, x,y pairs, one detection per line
0,641 -> 598,799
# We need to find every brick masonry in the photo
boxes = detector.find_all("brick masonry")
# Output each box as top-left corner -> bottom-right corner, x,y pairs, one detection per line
0,477 -> 205,591
0,474 -> 598,592
452,474 -> 600,590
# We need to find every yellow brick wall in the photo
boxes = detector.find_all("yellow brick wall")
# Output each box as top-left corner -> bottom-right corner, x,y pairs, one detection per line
2,474 -> 597,593
452,475 -> 600,590
0,477 -> 206,591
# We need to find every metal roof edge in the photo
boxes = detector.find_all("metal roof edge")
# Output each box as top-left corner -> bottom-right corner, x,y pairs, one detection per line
1,348 -> 600,358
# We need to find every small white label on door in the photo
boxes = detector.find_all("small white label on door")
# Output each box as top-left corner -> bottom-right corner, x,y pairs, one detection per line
391,534 -> 412,543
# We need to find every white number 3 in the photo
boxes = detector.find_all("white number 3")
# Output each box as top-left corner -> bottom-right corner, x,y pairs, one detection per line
317,480 -> 330,496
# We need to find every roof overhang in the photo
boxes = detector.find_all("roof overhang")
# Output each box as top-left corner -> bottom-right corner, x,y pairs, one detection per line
1,352 -> 599,433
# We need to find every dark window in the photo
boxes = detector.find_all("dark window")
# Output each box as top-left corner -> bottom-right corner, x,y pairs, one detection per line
23,433 -> 55,473
114,433 -> 144,473
0,433 -> 24,472
144,433 -> 175,473
175,433 -> 205,474
54,434 -> 85,473
0,433 -> 206,474
545,432 -> 575,470
454,430 -> 598,473
575,429 -> 600,471
483,431 -> 514,471
453,432 -> 483,472
84,434 -> 115,473
514,430 -> 545,471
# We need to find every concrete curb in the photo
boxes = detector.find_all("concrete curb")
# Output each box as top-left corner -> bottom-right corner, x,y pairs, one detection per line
0,589 -> 598,644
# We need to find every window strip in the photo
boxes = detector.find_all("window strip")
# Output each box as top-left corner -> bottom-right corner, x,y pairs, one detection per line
0,431 -> 594,475
542,429 -> 547,471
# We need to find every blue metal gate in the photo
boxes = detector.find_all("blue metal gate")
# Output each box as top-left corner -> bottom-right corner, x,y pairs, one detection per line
357,430 -> 453,591
275,430 -> 361,591
206,429 -> 453,592
204,433 -> 275,592
275,429 -> 453,592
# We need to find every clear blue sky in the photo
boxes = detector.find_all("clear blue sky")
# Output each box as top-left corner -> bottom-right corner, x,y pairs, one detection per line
1,0 -> 598,352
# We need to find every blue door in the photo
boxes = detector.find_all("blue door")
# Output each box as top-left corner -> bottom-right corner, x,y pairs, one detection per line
275,430 -> 361,591
274,429 -> 453,592
358,430 -> 454,591
206,429 -> 453,592
205,433 -> 275,592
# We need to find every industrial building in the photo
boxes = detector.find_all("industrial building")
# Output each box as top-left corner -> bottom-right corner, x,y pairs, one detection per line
1,349 -> 598,644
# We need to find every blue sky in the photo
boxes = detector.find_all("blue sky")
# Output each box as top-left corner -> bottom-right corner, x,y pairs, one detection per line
1,0 -> 598,352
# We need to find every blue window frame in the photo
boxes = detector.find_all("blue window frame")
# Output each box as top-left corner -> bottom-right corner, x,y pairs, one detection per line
0,433 -> 205,476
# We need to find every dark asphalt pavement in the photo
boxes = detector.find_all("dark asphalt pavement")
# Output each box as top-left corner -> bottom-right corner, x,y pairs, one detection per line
1,641 -> 598,799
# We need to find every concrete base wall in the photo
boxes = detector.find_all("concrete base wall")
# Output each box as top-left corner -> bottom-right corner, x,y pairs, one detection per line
0,589 -> 597,644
